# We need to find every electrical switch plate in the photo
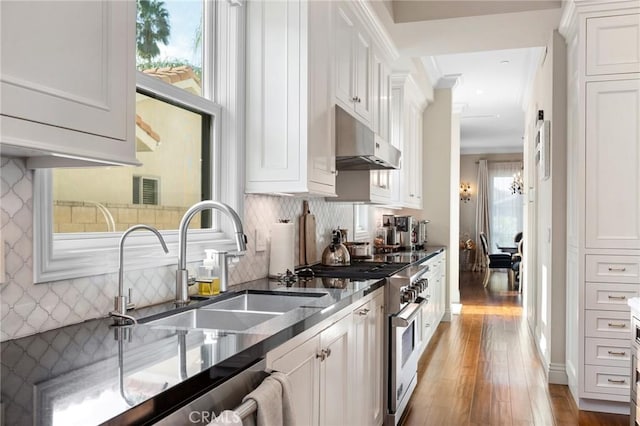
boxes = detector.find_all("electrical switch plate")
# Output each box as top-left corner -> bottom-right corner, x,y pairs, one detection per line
255,229 -> 267,252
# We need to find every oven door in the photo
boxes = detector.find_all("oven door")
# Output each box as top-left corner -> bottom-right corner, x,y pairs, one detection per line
389,298 -> 426,421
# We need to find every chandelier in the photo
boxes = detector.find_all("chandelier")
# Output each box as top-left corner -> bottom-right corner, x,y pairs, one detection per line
511,171 -> 524,195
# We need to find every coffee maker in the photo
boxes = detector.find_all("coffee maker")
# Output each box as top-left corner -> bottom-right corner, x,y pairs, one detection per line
395,216 -> 414,250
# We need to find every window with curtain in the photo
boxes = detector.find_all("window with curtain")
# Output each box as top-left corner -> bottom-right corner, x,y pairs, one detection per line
488,162 -> 523,249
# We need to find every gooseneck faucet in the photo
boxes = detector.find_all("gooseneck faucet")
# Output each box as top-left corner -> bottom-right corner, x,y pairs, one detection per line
110,225 -> 169,325
176,201 -> 247,305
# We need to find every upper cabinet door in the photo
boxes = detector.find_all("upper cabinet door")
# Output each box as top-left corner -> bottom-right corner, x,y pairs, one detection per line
585,79 -> 640,249
333,3 -> 372,127
353,31 -> 372,124
0,0 -> 137,165
334,6 -> 355,108
586,14 -> 640,76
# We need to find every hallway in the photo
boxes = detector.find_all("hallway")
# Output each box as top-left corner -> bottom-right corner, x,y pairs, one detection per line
401,271 -> 629,425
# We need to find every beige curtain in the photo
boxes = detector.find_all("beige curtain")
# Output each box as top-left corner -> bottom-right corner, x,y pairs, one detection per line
474,159 -> 490,271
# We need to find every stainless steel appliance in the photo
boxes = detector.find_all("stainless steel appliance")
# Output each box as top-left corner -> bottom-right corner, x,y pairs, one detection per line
416,220 -> 429,247
295,258 -> 428,425
385,261 -> 430,425
395,216 -> 414,250
335,105 -> 401,170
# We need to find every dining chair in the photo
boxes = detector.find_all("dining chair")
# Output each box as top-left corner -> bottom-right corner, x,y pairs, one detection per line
479,232 -> 515,288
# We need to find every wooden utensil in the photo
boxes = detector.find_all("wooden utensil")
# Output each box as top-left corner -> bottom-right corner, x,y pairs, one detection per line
299,200 -> 317,265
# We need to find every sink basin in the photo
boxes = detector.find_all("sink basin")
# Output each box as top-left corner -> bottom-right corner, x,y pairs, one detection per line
144,309 -> 280,331
142,291 -> 328,332
202,292 -> 326,314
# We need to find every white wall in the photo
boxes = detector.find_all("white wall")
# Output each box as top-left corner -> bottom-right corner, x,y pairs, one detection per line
401,86 -> 460,314
525,30 -> 567,384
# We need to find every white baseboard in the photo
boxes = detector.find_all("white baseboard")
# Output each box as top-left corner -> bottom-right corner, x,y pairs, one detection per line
548,362 -> 568,385
578,398 -> 630,415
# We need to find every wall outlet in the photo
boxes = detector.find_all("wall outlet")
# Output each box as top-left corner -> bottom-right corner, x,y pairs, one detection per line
255,229 -> 267,252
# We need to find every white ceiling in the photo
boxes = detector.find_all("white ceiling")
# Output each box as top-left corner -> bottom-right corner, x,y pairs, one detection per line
366,1 -> 562,155
424,47 -> 544,154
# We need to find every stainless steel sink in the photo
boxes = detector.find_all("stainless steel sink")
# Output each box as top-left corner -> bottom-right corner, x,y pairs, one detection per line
144,309 -> 280,331
142,291 -> 328,332
202,292 -> 325,314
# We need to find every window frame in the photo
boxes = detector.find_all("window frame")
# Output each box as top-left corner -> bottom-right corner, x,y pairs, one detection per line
33,0 -> 246,283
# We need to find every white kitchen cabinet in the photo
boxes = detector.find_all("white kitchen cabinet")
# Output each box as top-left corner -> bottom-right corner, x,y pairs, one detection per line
561,1 -> 640,413
586,14 -> 640,76
267,287 -> 384,426
333,3 -> 372,126
585,79 -> 640,249
0,0 -> 138,167
245,0 -> 335,196
390,75 -> 426,209
352,293 -> 384,426
271,335 -> 320,426
370,52 -> 392,205
419,252 -> 447,355
271,312 -> 353,426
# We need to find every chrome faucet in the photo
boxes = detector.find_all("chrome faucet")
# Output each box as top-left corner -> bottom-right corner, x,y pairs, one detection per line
176,201 -> 247,305
110,225 -> 169,325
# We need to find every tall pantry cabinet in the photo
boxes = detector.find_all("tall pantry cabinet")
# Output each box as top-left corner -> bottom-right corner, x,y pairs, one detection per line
561,0 -> 640,414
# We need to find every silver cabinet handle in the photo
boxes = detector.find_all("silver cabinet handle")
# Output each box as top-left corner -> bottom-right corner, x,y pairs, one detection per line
607,295 -> 627,300
608,350 -> 627,356
608,266 -> 627,272
607,378 -> 626,384
358,308 -> 370,316
316,348 -> 331,361
608,322 -> 627,328
425,323 -> 431,328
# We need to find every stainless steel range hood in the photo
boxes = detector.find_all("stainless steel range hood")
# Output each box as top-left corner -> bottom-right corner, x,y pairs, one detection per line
335,105 -> 401,170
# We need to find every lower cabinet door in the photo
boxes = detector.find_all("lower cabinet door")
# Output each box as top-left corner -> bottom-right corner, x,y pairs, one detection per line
319,313 -> 353,426
271,336 -> 321,426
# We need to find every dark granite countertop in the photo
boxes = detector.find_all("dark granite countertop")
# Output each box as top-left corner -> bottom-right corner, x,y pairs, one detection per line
1,278 -> 384,426
0,247 -> 446,425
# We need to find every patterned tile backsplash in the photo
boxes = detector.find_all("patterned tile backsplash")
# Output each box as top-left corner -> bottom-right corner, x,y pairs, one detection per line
0,157 -> 380,341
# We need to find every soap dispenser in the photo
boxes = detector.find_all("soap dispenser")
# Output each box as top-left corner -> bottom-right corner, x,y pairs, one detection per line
197,249 -> 221,296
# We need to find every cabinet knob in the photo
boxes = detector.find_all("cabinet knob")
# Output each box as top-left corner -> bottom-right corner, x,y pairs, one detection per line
358,308 -> 370,316
351,96 -> 358,102
316,351 -> 326,361
356,97 -> 362,103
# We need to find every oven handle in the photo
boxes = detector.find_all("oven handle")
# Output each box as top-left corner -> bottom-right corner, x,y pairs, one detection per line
391,297 -> 426,328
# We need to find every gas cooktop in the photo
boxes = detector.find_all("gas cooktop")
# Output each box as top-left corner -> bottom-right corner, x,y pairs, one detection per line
298,261 -> 409,279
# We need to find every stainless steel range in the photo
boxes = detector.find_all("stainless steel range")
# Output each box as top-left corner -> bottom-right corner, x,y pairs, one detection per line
385,260 -> 430,425
297,259 -> 430,425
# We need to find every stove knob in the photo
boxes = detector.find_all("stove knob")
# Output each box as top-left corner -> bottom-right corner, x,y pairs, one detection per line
401,291 -> 412,304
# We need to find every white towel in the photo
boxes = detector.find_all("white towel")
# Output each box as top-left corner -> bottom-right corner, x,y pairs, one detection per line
241,372 -> 296,426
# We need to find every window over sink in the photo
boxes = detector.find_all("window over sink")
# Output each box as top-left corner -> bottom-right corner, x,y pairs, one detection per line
33,0 -> 245,283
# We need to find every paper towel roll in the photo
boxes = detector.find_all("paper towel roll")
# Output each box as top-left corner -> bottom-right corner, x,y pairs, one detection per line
269,222 -> 295,277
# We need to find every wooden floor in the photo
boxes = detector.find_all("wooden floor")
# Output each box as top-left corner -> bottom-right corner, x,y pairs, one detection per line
401,270 -> 630,426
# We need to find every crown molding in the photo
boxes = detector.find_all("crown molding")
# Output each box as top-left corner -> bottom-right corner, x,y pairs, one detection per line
352,0 -> 400,64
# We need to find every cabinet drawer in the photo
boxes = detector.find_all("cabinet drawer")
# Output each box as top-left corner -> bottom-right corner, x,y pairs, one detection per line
585,282 -> 638,311
586,255 -> 640,283
585,310 -> 632,339
584,364 -> 631,396
585,337 -> 631,367
586,14 -> 640,76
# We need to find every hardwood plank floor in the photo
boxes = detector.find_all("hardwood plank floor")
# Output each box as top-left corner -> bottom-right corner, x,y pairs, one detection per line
401,270 -> 630,426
